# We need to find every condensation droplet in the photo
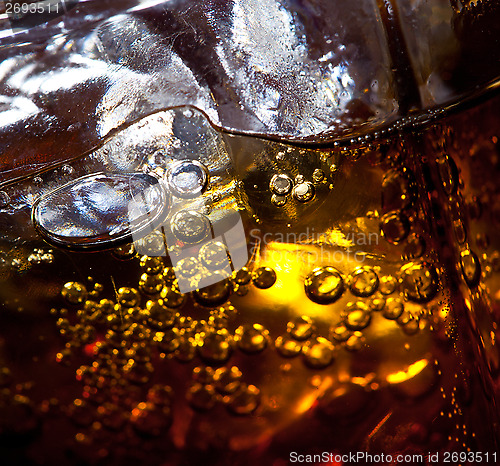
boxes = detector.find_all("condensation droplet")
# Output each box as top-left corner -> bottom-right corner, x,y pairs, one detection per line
304,266 -> 344,304
349,266 -> 379,297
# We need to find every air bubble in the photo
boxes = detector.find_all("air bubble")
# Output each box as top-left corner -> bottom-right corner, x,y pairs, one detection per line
344,302 -> 371,330
227,384 -> 260,415
271,194 -> 287,207
312,169 -> 325,183
252,267 -> 277,289
383,297 -> 404,320
198,330 -> 233,364
186,384 -> 216,411
139,273 -> 164,295
369,296 -> 386,312
380,211 -> 410,244
344,332 -> 365,351
170,210 -> 210,244
304,266 -> 344,304
62,282 -> 88,304
117,287 -> 141,308
349,266 -> 379,297
329,323 -> 352,342
0,191 -> 11,207
140,256 -> 163,274
33,173 -> 169,251
233,267 -> 252,285
287,316 -> 314,340
193,279 -> 232,306
275,335 -> 302,357
166,160 -> 209,198
401,263 -> 439,303
381,170 -> 412,212
379,275 -> 397,295
460,250 -> 481,288
403,234 -> 426,260
159,286 -> 186,309
234,323 -> 269,353
146,301 -> 176,329
292,182 -> 315,202
199,241 -> 230,271
213,366 -> 242,394
302,337 -> 335,369
112,243 -> 136,260
270,174 -> 293,195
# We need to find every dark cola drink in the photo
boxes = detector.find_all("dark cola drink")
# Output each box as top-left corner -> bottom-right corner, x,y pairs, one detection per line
0,1 -> 499,465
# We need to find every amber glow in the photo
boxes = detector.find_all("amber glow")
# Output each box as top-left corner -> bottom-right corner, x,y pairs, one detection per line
386,359 -> 429,384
